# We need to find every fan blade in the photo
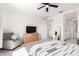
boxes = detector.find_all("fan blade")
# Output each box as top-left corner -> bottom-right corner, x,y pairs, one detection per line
37,5 -> 45,10
42,3 -> 49,5
46,8 -> 48,12
49,4 -> 58,8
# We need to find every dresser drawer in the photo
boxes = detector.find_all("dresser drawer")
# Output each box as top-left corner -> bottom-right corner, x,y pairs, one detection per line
23,33 -> 39,43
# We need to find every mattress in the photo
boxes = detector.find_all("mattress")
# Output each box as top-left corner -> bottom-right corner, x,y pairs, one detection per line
29,40 -> 79,56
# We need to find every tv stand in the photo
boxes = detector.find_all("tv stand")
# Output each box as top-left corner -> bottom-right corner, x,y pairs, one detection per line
23,33 -> 39,43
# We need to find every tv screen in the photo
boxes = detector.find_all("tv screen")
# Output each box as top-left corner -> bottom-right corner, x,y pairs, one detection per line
26,26 -> 36,33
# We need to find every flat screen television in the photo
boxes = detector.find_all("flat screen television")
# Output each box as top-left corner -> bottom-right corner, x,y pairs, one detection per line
26,26 -> 36,33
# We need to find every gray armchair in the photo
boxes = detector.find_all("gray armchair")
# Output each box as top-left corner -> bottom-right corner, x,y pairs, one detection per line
77,39 -> 79,45
3,32 -> 23,50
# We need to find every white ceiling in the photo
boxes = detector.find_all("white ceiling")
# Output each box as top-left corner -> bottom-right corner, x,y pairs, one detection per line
4,3 -> 79,18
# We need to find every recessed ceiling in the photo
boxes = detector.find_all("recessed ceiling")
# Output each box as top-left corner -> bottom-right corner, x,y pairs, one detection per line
4,3 -> 79,18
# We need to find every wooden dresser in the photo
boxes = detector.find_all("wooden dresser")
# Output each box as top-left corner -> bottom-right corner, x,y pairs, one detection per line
23,33 -> 39,43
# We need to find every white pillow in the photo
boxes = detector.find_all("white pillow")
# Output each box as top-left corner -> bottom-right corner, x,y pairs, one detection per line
11,34 -> 17,40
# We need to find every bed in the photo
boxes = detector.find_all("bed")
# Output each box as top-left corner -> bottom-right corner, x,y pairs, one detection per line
29,40 -> 79,56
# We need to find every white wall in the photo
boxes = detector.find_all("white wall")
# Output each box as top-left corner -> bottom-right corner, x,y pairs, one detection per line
53,14 -> 64,41
77,9 -> 79,39
48,8 -> 79,42
3,5 -> 48,40
63,11 -> 78,40
64,18 -> 75,40
0,4 -> 3,48
50,8 -> 79,41
38,20 -> 48,40
49,14 -> 64,41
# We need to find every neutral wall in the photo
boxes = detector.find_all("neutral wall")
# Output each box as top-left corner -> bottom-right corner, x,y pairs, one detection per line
49,9 -> 79,41
3,5 -> 48,40
64,18 -> 75,40
49,14 -> 64,41
53,14 -> 64,41
63,11 -> 78,40
0,4 -> 3,48
77,9 -> 79,39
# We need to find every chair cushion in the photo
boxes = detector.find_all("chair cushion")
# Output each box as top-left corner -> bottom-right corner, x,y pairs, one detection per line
3,39 -> 22,49
3,32 -> 13,40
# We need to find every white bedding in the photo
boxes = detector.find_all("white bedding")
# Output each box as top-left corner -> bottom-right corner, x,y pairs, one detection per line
29,40 -> 79,56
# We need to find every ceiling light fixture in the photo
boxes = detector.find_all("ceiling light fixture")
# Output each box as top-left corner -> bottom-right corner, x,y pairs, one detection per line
45,5 -> 48,8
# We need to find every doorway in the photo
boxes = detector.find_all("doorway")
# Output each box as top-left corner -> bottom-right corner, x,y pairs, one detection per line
73,20 -> 77,39
64,19 -> 78,44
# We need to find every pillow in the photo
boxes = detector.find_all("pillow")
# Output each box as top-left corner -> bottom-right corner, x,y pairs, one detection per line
11,34 -> 17,40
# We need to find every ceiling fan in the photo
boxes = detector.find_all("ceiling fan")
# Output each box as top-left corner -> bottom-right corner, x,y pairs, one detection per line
37,3 -> 58,12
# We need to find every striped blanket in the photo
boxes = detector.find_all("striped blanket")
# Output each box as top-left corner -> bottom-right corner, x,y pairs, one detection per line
29,40 -> 79,56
